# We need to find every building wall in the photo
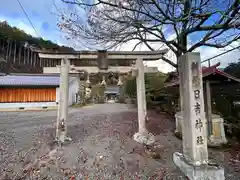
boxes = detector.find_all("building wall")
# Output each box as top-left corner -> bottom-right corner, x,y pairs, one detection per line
56,78 -> 80,106
0,87 -> 56,102
68,79 -> 79,105
0,77 -> 80,109
0,87 -> 57,109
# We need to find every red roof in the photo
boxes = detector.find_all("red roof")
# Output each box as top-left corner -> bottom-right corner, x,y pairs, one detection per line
165,62 -> 240,87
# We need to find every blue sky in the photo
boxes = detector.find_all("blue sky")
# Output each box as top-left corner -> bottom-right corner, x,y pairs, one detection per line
0,0 -> 239,72
0,0 -> 76,46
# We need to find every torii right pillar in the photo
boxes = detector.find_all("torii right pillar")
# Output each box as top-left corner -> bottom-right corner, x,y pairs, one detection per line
133,58 -> 154,145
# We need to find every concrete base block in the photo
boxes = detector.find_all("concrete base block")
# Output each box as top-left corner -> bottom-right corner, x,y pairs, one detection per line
133,132 -> 155,145
208,135 -> 228,147
175,112 -> 228,148
173,152 -> 224,180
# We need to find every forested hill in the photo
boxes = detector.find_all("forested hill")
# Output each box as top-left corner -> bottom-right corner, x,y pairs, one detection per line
0,21 -> 75,52
0,21 -> 76,73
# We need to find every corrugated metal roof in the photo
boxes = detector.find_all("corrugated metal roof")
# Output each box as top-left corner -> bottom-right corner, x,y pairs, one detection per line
0,75 -> 76,87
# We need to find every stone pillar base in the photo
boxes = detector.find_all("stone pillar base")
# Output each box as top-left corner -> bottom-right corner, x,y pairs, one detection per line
55,134 -> 72,144
175,112 -> 228,147
173,152 -> 224,180
208,114 -> 228,147
208,135 -> 228,147
133,132 -> 155,145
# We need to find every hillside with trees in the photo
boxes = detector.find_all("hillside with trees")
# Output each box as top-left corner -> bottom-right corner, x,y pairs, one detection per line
0,21 -> 75,52
0,21 -> 75,73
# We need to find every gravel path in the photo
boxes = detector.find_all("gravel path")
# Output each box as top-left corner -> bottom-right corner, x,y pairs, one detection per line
0,104 -> 239,179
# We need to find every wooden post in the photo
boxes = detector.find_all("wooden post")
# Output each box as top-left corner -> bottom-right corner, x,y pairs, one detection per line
206,80 -> 213,136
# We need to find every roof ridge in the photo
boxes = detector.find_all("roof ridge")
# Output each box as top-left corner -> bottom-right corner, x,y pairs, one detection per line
0,75 -> 78,86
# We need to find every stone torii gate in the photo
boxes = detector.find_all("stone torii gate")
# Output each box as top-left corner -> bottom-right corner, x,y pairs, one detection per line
38,50 -> 168,144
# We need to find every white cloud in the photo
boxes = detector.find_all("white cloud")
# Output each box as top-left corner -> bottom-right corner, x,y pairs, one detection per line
117,35 -> 177,73
17,22 -> 38,37
167,33 -> 177,41
118,34 -> 239,73
195,41 -> 240,68
0,12 -> 40,37
0,14 -> 37,37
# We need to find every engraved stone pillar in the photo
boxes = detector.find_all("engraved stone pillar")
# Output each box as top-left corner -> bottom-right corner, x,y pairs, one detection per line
179,52 -> 208,165
133,58 -> 154,145
173,52 -> 224,180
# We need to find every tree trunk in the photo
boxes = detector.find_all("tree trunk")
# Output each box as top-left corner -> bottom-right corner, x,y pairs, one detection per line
6,40 -> 9,61
23,48 -> 26,65
8,41 -> 12,59
176,33 -> 187,74
30,50 -> 33,68
13,41 -> 17,64
176,56 -> 181,75
8,41 -> 12,72
1,40 -> 5,52
18,45 -> 22,65
27,48 -> 30,65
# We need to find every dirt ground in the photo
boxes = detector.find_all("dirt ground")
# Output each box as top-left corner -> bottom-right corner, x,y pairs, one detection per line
0,104 -> 240,180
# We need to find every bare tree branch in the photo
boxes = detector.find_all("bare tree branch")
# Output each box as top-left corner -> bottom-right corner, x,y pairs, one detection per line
57,0 -> 240,68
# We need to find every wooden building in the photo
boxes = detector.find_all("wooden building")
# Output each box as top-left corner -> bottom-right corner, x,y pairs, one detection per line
0,75 -> 80,110
165,63 -> 240,146
104,86 -> 120,102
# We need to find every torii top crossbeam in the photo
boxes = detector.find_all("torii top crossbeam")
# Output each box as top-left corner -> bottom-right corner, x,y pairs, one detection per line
38,49 -> 168,60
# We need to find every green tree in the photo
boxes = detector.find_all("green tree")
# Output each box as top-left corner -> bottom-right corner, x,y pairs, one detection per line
224,61 -> 240,78
124,72 -> 166,102
0,21 -> 74,52
124,75 -> 137,98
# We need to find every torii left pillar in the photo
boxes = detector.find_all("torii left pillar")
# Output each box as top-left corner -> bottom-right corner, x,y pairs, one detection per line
56,58 -> 71,143
133,58 -> 154,145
